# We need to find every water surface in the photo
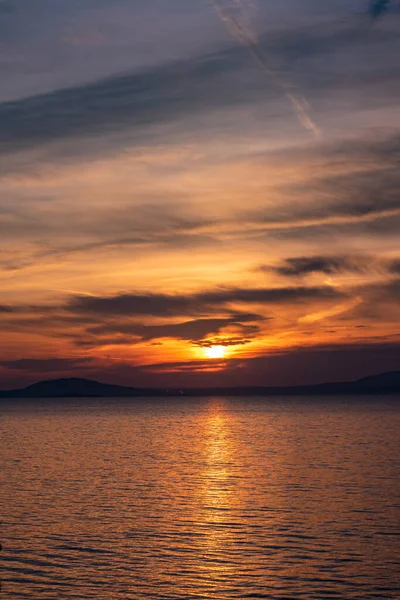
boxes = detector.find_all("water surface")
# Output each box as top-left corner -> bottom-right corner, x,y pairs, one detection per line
1,396 -> 399,599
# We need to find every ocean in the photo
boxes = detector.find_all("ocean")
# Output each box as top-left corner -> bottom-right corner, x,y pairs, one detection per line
1,396 -> 399,599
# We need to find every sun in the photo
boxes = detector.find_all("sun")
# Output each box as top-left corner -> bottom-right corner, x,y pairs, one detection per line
203,345 -> 227,359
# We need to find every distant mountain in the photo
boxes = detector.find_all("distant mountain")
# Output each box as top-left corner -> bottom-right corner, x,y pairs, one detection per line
0,371 -> 400,399
0,377 -> 157,399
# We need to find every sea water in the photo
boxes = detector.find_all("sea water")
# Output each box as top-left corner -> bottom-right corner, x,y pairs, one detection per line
1,396 -> 399,599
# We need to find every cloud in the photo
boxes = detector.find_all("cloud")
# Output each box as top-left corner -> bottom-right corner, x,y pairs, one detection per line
299,296 -> 363,324
87,315 -> 262,343
198,286 -> 343,305
373,276 -> 400,300
326,276 -> 400,324
0,356 -> 94,372
76,312 -> 264,348
368,0 -> 391,20
67,285 -> 343,318
354,276 -> 400,304
192,337 -> 252,348
240,133 -> 400,241
262,170 -> 398,227
0,197 -> 220,260
0,14 -> 399,168
2,132 -> 398,269
388,259 -> 400,274
2,132 -> 399,267
0,47 -> 258,157
68,292 -> 200,318
265,255 -> 371,277
0,305 -> 13,313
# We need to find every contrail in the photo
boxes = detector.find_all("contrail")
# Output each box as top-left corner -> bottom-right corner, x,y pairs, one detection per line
207,0 -> 321,136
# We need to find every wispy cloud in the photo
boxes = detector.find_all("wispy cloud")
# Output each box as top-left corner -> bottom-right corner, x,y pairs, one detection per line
1,15 -> 398,166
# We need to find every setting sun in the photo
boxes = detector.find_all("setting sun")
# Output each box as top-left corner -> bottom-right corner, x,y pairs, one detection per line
203,345 -> 227,359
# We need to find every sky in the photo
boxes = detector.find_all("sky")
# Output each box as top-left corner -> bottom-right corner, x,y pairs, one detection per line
0,0 -> 399,389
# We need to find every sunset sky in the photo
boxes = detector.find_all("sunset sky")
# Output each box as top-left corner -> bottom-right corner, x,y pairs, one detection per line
1,0 -> 399,389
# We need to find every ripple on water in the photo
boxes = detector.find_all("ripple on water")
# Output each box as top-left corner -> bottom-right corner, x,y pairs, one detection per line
1,396 -> 399,599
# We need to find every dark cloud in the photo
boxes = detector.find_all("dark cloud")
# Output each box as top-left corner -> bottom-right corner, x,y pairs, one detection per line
87,316 -> 261,343
311,170 -> 399,220
280,168 -> 397,225
388,259 -> 400,274
74,335 -> 140,348
328,276 -> 400,324
0,312 -> 101,335
198,286 -> 343,305
244,134 -> 400,240
0,47 -> 261,156
68,285 -> 343,318
0,305 -> 13,313
250,132 -> 400,174
269,12 -> 398,64
192,337 -> 252,348
143,359 -> 229,373
77,313 -> 264,347
375,277 -> 400,300
68,292 -> 200,318
331,132 -> 400,166
359,276 -> 400,302
368,0 -> 391,20
0,356 -> 94,372
266,255 -> 371,277
263,214 -> 400,243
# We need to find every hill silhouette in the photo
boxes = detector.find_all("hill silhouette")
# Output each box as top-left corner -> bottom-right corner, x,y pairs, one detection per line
0,371 -> 399,398
0,377 -> 156,398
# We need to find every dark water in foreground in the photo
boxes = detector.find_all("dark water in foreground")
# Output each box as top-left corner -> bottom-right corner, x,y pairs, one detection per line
1,396 -> 399,599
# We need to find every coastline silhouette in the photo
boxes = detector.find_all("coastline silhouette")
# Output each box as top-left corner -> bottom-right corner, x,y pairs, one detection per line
1,371 -> 399,399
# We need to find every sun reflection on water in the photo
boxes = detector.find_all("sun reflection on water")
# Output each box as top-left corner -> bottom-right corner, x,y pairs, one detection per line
195,401 -> 244,585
